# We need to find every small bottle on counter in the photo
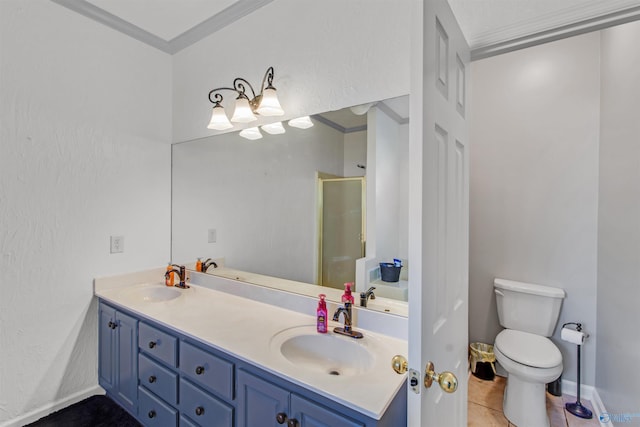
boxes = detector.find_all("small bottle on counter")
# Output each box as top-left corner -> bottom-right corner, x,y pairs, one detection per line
342,282 -> 355,304
317,294 -> 328,334
165,263 -> 174,287
195,258 -> 202,272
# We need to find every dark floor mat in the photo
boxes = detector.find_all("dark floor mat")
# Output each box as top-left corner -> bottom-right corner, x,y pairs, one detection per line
26,395 -> 141,427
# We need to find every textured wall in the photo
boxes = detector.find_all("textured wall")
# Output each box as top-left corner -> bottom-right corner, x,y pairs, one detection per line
0,1 -> 171,424
596,20 -> 640,416
171,121 -> 345,284
171,0 -> 411,144
469,33 -> 601,385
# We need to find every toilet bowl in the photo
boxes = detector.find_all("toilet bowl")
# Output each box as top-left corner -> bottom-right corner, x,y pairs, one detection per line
493,279 -> 565,427
494,330 -> 563,427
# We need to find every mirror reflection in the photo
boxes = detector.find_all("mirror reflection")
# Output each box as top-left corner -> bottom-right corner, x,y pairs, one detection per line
171,95 -> 409,313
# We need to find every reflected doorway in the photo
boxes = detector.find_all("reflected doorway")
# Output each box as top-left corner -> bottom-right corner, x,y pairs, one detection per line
317,176 -> 366,289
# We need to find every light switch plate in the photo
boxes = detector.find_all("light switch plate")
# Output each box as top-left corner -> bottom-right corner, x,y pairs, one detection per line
208,229 -> 217,243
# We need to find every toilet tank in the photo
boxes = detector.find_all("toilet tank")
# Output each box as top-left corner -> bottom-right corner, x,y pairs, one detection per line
494,278 -> 565,336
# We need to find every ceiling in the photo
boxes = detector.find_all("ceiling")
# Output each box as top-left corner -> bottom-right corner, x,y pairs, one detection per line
51,0 -> 640,57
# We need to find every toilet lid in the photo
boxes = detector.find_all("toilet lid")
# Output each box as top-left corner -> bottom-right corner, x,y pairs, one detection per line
495,330 -> 562,368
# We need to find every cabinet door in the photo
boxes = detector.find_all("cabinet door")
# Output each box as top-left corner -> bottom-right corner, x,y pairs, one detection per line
98,303 -> 116,393
115,310 -> 138,413
291,394 -> 364,427
237,370 -> 289,427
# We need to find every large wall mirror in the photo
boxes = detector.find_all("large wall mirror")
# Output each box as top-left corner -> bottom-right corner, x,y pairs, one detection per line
172,95 -> 409,314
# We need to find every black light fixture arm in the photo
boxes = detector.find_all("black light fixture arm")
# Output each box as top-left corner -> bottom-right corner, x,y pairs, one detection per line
208,88 -> 236,106
207,67 -> 276,107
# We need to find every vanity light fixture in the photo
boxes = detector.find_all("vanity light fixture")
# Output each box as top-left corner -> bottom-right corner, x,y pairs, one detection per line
261,121 -> 286,135
239,127 -> 263,140
207,66 -> 284,131
288,116 -> 314,129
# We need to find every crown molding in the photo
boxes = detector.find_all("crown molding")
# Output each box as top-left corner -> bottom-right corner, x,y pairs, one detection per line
311,115 -> 367,134
471,1 -> 640,60
50,0 -> 273,55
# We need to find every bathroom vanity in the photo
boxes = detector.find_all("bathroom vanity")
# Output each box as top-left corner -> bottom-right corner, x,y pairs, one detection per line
95,270 -> 407,427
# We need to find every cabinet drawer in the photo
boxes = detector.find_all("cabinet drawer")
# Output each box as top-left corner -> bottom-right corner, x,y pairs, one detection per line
138,386 -> 177,427
139,322 -> 177,367
180,341 -> 234,401
179,378 -> 233,427
179,415 -> 199,427
139,353 -> 178,405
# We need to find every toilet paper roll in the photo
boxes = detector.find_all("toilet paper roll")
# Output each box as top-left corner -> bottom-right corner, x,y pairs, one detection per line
561,327 -> 586,345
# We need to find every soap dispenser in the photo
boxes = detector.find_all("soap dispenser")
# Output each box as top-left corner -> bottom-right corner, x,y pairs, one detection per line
317,294 -> 328,334
195,258 -> 202,272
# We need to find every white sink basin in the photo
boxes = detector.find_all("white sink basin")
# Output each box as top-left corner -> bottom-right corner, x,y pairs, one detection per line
270,326 -> 375,377
125,286 -> 183,302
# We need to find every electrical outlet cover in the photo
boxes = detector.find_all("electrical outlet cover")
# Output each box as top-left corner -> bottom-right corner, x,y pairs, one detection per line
110,235 -> 124,253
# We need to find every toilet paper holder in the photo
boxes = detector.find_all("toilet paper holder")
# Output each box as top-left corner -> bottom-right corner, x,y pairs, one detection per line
562,321 -> 593,420
562,321 -> 582,332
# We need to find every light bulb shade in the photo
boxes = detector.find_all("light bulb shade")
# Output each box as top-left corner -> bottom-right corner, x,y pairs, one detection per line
288,116 -> 314,129
231,97 -> 257,123
261,121 -> 286,135
256,88 -> 284,116
207,105 -> 233,130
239,127 -> 263,140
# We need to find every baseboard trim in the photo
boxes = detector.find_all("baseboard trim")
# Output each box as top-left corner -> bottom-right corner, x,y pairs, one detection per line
561,379 -> 594,400
0,385 -> 105,427
589,388 -> 613,427
561,381 -> 611,427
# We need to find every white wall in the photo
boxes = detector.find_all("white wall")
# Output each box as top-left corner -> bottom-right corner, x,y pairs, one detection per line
172,0 -> 411,144
469,33 -> 601,385
369,107 -> 409,264
0,1 -> 171,424
343,130 -> 367,178
596,20 -> 640,416
171,122 -> 345,284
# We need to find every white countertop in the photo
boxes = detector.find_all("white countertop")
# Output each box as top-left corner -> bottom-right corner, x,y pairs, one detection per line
94,270 -> 407,420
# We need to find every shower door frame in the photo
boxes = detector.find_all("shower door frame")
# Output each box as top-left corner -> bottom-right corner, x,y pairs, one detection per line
316,176 -> 366,289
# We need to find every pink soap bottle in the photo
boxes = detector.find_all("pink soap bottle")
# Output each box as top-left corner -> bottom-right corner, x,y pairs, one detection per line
317,294 -> 328,333
342,282 -> 355,304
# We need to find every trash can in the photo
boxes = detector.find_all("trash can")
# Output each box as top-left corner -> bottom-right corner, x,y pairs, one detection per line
469,342 -> 496,381
379,263 -> 401,282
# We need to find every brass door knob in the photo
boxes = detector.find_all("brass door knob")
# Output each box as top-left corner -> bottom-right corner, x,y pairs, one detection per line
391,355 -> 408,374
424,361 -> 458,393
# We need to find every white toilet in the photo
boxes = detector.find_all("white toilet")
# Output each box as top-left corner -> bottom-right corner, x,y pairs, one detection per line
493,278 -> 565,427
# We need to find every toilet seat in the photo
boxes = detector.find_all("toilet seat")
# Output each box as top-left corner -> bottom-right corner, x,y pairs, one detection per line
495,329 -> 561,368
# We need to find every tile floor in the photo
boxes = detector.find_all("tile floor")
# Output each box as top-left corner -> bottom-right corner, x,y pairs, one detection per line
468,374 -> 600,427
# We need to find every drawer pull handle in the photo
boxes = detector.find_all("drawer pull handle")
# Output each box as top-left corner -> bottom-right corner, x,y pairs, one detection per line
276,412 -> 287,424
195,366 -> 205,375
148,341 -> 156,349
288,419 -> 299,427
148,375 -> 156,383
107,321 -> 114,329
195,406 -> 205,416
148,410 -> 156,419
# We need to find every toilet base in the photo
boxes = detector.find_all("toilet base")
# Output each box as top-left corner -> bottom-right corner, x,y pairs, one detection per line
503,375 -> 550,427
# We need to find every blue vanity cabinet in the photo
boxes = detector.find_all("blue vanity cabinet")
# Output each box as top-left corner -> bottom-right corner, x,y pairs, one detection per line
237,369 -> 290,427
98,301 -> 138,414
237,369 -> 365,427
98,299 -> 406,427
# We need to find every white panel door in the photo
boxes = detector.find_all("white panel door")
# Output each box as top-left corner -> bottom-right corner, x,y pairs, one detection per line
408,0 -> 470,425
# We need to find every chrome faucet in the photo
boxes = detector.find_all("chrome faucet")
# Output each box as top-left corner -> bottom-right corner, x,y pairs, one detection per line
202,258 -> 218,272
332,302 -> 363,339
360,287 -> 376,307
165,264 -> 189,289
